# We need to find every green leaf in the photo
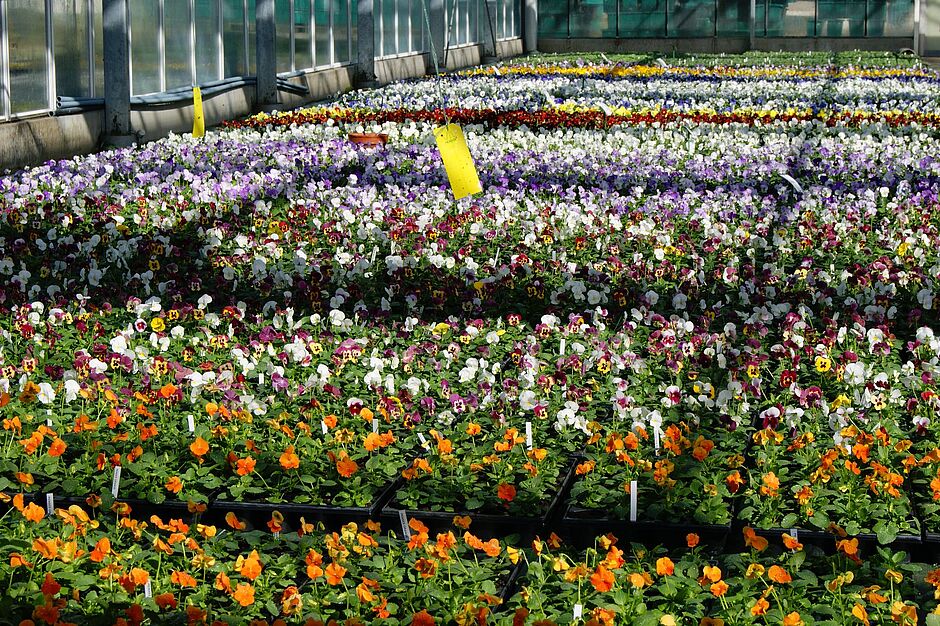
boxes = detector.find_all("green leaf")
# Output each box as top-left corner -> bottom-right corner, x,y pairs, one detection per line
874,521 -> 898,545
781,513 -> 798,528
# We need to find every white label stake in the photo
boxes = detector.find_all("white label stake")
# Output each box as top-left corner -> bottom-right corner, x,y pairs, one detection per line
111,466 -> 122,498
790,528 -> 799,540
143,579 -> 152,598
525,422 -> 533,450
654,427 -> 661,455
187,414 -> 195,433
399,510 -> 411,540
372,418 -> 379,434
559,339 -> 566,356
45,493 -> 54,516
629,480 -> 638,522
321,420 -> 329,434
573,604 -> 583,620
417,432 -> 429,449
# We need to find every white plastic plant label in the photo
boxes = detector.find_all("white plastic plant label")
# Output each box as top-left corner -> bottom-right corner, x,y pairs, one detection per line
525,422 -> 533,450
187,414 -> 195,433
111,466 -> 122,498
45,493 -> 54,516
399,510 -> 411,540
629,480 -> 638,522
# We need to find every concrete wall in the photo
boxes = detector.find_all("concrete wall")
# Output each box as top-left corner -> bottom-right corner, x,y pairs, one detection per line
0,42 -> 521,172
539,37 -> 915,54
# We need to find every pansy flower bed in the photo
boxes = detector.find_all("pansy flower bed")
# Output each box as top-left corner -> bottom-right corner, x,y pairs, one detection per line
4,50 -> 940,620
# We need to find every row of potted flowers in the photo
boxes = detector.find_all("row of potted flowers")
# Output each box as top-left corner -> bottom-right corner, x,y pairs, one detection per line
1,494 -> 936,624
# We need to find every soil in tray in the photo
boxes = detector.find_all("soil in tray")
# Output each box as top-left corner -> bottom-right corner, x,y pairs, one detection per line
567,421 -> 748,525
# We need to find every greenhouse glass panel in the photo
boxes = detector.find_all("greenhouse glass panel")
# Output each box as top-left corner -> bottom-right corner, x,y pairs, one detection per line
667,0 -> 714,37
716,0 -> 749,33
130,0 -> 161,94
164,0 -> 193,89
618,0 -> 666,36
570,0 -> 612,37
314,0 -> 330,65
53,0 -> 92,99
275,0 -> 292,71
195,0 -> 221,82
817,0 -> 864,36
349,0 -> 357,60
538,0 -> 569,37
396,0 -> 410,51
381,0 -> 397,54
295,0 -> 313,69
333,0 -> 350,62
411,0 -> 425,50
7,0 -> 48,112
869,0 -> 913,36
764,0 -> 814,36
222,0 -> 246,76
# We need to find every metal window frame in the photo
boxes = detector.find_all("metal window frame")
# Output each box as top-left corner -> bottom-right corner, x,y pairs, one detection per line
45,0 -> 56,109
158,0 -> 166,91
217,0 -> 224,79
0,0 -> 8,119
88,0 -> 97,97
189,0 -> 197,83
242,0 -> 249,73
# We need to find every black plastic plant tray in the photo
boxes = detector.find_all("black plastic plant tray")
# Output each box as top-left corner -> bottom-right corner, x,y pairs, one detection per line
556,512 -> 732,550
738,525 -> 923,555
385,507 -> 545,540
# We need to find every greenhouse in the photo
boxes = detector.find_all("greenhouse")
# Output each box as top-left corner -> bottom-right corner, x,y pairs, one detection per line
3,0 -> 940,624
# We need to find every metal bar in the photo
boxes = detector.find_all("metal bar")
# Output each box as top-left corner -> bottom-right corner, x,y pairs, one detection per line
218,0 -> 224,79
749,0 -> 755,45
243,0 -> 249,73
88,0 -> 96,97
46,0 -> 56,110
864,0 -> 868,36
329,0 -> 335,63
310,0 -> 316,68
713,0 -> 717,36
0,0 -> 9,119
288,0 -> 294,71
190,0 -> 197,84
159,0 -> 166,91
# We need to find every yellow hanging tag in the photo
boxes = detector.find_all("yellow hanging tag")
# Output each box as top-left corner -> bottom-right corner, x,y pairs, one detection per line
192,87 -> 205,138
433,124 -> 482,200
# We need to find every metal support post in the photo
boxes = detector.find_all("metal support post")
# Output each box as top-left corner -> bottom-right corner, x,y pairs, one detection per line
255,0 -> 278,107
355,0 -> 377,87
102,0 -> 134,145
522,0 -> 536,50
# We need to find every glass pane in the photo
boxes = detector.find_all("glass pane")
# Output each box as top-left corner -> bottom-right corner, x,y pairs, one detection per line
382,0 -> 397,54
93,0 -> 104,95
716,0 -> 748,34
195,0 -> 221,82
7,0 -> 49,112
315,0 -> 331,65
569,0 -> 610,36
165,0 -> 193,89
538,0 -> 568,36
222,0 -> 246,76
818,0 -> 864,36
130,0 -> 161,94
472,0 -> 480,41
618,0 -> 665,36
765,0 -> 813,36
53,0 -> 91,99
247,0 -> 256,73
667,0 -> 714,36
754,0 -> 765,35
275,0 -> 292,71
295,0 -> 313,68
397,0 -> 409,51
870,0 -> 912,36
410,0 -> 424,50
333,0 -> 349,62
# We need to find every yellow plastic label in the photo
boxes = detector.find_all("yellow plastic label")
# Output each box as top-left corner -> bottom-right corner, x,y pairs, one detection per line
433,124 -> 482,200
192,87 -> 205,138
